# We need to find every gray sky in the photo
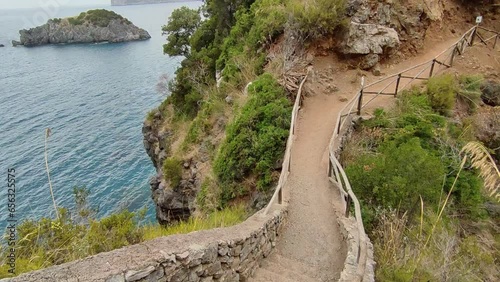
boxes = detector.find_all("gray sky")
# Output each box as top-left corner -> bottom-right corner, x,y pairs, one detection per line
0,0 -> 109,9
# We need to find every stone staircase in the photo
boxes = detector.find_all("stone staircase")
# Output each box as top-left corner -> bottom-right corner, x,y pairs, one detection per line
252,254 -> 319,282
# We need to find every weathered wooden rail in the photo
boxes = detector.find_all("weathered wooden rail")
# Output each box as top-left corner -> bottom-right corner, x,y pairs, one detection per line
357,25 -> 499,114
263,74 -> 307,215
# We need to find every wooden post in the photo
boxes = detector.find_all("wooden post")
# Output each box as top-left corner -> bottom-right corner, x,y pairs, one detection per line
494,34 -> 498,49
288,154 -> 291,172
357,76 -> 365,115
450,47 -> 456,67
429,59 -> 436,78
456,40 -> 463,55
345,195 -> 351,217
470,27 -> 476,46
278,188 -> 282,204
337,116 -> 342,134
394,74 -> 401,96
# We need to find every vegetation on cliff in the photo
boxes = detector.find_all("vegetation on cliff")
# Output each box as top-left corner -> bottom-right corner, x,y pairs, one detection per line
67,9 -> 132,27
342,74 -> 499,281
152,0 -> 347,218
0,187 -> 246,278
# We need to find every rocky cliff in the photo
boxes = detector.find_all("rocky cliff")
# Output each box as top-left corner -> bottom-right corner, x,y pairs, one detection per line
340,0 -> 448,70
12,10 -> 151,47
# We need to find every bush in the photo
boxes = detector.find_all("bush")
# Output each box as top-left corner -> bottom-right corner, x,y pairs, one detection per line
0,200 -> 245,278
217,0 -> 287,86
457,75 -> 483,112
162,157 -> 183,188
346,138 -> 445,219
68,17 -> 84,25
345,84 -> 486,229
213,74 -> 291,199
287,0 -> 346,39
68,10 -> 129,27
426,74 -> 456,115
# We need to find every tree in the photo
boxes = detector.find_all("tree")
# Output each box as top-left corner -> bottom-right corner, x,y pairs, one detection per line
162,7 -> 201,57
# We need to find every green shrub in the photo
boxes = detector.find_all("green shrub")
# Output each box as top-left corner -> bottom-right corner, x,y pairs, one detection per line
346,138 -> 445,219
162,157 -> 183,188
213,74 -> 291,200
68,10 -> 129,27
287,0 -> 346,39
0,195 -> 245,278
68,17 -> 84,25
457,75 -> 483,112
426,74 -> 456,115
345,82 -> 488,230
85,210 -> 142,254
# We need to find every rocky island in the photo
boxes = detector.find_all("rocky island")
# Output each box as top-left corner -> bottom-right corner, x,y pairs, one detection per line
12,9 -> 151,47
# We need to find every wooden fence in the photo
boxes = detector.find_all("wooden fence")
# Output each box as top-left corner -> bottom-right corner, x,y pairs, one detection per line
263,74 -> 307,215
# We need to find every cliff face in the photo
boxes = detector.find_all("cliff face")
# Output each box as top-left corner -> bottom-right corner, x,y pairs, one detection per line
13,17 -> 150,47
143,111 -> 200,224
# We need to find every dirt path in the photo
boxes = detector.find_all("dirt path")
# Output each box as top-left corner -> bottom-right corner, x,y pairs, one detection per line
252,91 -> 347,282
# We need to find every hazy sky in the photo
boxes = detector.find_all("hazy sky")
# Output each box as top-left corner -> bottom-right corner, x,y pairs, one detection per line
0,0 -> 109,10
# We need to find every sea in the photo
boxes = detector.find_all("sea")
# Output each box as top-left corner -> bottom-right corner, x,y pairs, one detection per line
0,1 -> 202,230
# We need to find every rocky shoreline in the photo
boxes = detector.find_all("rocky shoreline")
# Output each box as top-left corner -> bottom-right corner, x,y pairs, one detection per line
12,10 -> 151,47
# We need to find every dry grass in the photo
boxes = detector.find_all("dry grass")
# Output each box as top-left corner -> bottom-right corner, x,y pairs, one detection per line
141,204 -> 247,241
461,141 -> 500,201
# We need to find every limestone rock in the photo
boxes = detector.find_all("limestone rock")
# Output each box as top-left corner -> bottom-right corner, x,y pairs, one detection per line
340,22 -> 400,55
346,0 -> 367,18
360,53 -> 380,70
14,13 -> 150,47
124,266 -> 156,281
371,64 -> 381,76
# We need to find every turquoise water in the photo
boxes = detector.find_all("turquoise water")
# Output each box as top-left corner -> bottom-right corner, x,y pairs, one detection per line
0,2 -> 200,230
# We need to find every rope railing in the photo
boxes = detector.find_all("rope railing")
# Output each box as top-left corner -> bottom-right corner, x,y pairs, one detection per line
327,25 -> 498,281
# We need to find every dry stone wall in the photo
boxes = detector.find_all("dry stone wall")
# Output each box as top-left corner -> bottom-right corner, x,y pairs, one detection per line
0,208 -> 286,282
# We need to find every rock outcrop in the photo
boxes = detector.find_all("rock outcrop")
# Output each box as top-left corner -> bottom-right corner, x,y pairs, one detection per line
0,44 -> 5,47
340,22 -> 400,69
342,0 -> 448,69
143,111 -> 199,224
12,10 -> 151,47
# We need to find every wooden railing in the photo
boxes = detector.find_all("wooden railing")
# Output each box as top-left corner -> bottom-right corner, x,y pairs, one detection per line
327,25 -> 498,281
263,74 -> 308,215
357,25 -> 498,114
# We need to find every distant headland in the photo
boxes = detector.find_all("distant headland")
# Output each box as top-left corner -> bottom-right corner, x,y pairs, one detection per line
12,9 -> 151,47
111,0 -> 201,6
